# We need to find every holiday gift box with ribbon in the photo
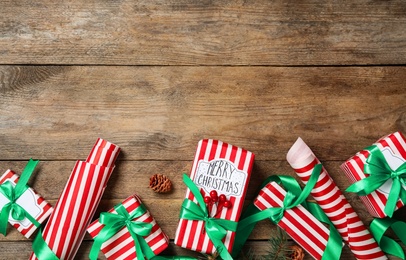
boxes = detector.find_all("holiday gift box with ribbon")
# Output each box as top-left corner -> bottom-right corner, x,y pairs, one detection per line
342,132 -> 406,218
287,137 -> 386,260
253,180 -> 340,260
174,139 -> 255,260
87,194 -> 169,260
233,166 -> 343,260
0,159 -> 53,238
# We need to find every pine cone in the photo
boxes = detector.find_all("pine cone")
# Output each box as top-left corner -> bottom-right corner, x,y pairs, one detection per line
290,245 -> 305,260
149,174 -> 172,193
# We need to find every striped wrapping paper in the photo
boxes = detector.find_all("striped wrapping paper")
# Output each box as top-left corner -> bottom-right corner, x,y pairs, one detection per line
0,170 -> 53,238
287,137 -> 386,260
174,139 -> 254,255
254,181 -> 332,260
87,194 -> 169,259
30,138 -> 120,260
341,132 -> 406,218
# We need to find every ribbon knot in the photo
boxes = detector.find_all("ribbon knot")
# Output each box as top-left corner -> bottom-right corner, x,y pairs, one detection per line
179,174 -> 237,260
0,159 -> 40,236
89,202 -> 155,260
346,145 -> 406,217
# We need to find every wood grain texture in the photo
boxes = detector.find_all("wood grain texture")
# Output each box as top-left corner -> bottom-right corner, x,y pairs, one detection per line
1,66 -> 406,161
1,0 -> 406,65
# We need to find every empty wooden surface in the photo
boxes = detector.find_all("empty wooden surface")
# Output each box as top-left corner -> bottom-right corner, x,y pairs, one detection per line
1,0 -> 406,259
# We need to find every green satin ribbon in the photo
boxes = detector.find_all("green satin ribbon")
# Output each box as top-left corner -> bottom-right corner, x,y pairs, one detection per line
346,145 -> 406,217
370,217 -> 406,259
0,159 -> 40,236
179,174 -> 238,260
232,164 -> 342,260
32,228 -> 60,260
89,203 -> 155,260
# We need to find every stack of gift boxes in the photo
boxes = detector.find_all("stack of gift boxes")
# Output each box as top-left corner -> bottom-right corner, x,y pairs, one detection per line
1,133 -> 406,259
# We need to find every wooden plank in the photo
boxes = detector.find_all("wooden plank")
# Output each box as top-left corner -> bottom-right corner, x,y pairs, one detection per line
1,0 -> 406,65
1,66 -> 405,160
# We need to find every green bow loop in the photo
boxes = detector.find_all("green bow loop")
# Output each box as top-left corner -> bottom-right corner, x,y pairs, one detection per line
346,145 -> 406,217
370,217 -> 406,259
89,203 -> 155,260
0,159 -> 40,236
180,174 -> 238,260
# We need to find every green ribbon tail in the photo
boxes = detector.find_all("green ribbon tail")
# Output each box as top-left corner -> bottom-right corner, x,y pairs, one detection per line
370,217 -> 406,259
306,202 -> 342,260
127,226 -> 156,260
32,228 -> 60,260
15,159 -> 39,197
385,179 -> 401,218
0,204 -> 12,236
231,202 -> 260,257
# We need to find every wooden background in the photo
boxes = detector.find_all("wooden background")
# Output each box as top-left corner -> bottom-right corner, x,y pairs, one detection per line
1,0 -> 406,259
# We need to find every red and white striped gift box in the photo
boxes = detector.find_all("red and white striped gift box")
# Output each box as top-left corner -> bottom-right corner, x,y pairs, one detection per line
0,170 -> 53,238
87,194 -> 169,259
287,137 -> 386,260
341,132 -> 406,218
30,138 -> 120,260
174,139 -> 254,255
254,181 -> 332,260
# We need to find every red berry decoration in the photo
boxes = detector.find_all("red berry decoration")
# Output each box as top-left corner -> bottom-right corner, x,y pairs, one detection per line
219,194 -> 227,202
204,196 -> 212,204
223,200 -> 232,208
210,190 -> 218,202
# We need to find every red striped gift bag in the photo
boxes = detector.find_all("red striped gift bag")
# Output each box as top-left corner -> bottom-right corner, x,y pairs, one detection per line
30,138 -> 120,260
287,137 -> 386,260
174,139 -> 254,255
87,194 -> 169,259
0,169 -> 53,238
342,132 -> 406,218
254,181 -> 332,260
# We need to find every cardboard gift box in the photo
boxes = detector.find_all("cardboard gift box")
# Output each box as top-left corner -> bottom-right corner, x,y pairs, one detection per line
341,131 -> 406,218
254,181 -> 334,260
87,194 -> 169,260
0,168 -> 53,238
174,139 -> 254,257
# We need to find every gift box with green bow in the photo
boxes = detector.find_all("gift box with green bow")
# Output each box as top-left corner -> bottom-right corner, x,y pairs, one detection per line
342,131 -> 406,218
0,160 -> 53,238
87,194 -> 169,260
174,139 -> 255,260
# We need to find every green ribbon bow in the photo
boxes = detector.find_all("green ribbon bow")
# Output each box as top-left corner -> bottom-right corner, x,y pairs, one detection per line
180,174 -> 238,260
0,159 -> 40,236
232,164 -> 342,260
346,145 -> 406,217
89,203 -> 155,260
370,217 -> 406,259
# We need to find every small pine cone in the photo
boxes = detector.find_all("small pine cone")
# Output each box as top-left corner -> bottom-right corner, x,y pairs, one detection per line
149,174 -> 172,193
290,245 -> 305,260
